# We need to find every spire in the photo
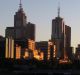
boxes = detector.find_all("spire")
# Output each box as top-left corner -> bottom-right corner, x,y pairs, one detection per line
19,0 -> 22,10
58,2 -> 60,17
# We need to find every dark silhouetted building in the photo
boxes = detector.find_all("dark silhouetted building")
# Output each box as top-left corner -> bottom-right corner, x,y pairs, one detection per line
5,1 -> 35,46
26,22 -> 35,40
5,27 -> 15,38
51,7 -> 65,59
65,25 -> 71,47
0,36 -> 5,59
5,1 -> 35,59
65,25 -> 73,60
51,7 -> 72,60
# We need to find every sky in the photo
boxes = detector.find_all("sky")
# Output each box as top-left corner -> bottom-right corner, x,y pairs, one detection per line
0,0 -> 80,48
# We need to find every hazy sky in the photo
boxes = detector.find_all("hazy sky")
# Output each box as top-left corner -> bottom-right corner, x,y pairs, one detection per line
0,0 -> 80,47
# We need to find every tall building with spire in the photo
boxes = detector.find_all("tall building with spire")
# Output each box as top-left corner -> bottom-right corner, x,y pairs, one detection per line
5,0 -> 35,40
5,0 -> 35,59
51,5 -> 71,60
14,0 -> 27,39
14,0 -> 27,27
51,5 -> 65,59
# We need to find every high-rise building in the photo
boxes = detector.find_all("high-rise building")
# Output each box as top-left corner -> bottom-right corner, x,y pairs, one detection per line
26,22 -> 35,40
65,25 -> 71,47
51,6 -> 72,60
5,0 -> 36,60
51,7 -> 65,59
65,25 -> 72,60
5,0 -> 35,41
14,1 -> 27,40
14,1 -> 27,27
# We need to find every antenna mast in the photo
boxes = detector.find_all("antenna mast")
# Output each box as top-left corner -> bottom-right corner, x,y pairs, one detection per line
58,2 -> 60,17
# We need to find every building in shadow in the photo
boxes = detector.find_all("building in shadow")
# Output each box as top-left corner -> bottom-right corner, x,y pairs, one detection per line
51,6 -> 72,60
5,1 -> 35,59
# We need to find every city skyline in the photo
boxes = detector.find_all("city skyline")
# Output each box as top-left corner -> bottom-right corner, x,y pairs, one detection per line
0,0 -> 80,48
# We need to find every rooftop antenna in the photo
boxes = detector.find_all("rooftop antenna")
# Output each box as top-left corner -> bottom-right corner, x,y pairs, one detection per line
58,2 -> 60,17
19,0 -> 22,9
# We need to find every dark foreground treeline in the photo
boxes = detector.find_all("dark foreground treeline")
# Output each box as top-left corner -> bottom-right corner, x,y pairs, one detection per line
0,58 -> 80,70
0,58 -> 80,75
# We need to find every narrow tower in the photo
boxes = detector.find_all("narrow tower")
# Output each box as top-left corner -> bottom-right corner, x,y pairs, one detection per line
51,3 -> 65,59
14,0 -> 27,27
58,2 -> 60,17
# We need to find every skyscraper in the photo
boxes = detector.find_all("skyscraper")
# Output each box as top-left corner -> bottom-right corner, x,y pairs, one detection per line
14,0 -> 27,40
65,25 -> 71,47
26,22 -> 35,40
5,0 -> 35,59
51,5 -> 72,60
65,25 -> 72,60
14,0 -> 27,27
5,0 -> 35,42
51,6 -> 65,59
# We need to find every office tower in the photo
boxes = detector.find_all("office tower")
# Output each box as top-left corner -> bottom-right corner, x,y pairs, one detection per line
5,0 -> 35,41
14,1 -> 27,39
26,22 -> 35,40
65,25 -> 72,60
51,6 -> 65,59
65,25 -> 71,47
5,38 -> 14,59
5,1 -> 36,59
14,0 -> 27,27
51,6 -> 72,60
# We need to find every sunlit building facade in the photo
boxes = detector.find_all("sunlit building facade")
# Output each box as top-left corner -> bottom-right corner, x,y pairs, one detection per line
39,52 -> 44,60
33,49 -> 44,60
48,41 -> 54,60
16,44 -> 21,59
28,39 -> 35,50
23,48 -> 33,59
24,49 -> 30,59
5,38 -> 14,59
36,41 -> 54,61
